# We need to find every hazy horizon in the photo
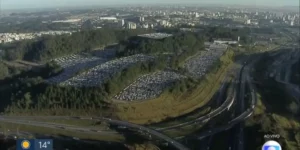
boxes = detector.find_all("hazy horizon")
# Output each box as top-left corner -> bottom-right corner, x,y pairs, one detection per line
1,0 -> 299,10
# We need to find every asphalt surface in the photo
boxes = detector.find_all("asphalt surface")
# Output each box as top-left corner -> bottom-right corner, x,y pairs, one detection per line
273,48 -> 300,103
101,118 -> 190,150
0,116 -> 190,150
175,55 -> 260,149
156,76 -> 235,131
0,117 -> 116,135
195,33 -> 297,149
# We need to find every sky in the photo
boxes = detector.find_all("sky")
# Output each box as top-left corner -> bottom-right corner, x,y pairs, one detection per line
1,0 -> 299,10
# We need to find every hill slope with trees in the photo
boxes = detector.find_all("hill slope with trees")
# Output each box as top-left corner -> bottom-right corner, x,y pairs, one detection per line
2,29 -> 152,62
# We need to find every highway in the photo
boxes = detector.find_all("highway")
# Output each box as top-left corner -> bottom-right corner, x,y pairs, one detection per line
156,78 -> 235,131
100,118 -> 190,150
0,115 -> 190,150
235,56 -> 258,150
228,59 -> 248,150
175,55 -> 260,150
202,66 -> 242,150
0,56 -> 264,150
0,79 -> 237,150
0,70 -> 240,150
0,62 -> 250,150
0,117 -> 117,135
225,55 -> 259,150
272,48 -> 300,103
269,29 -> 300,102
0,71 -> 241,150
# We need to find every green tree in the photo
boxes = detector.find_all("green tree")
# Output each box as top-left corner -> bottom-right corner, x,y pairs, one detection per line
0,62 -> 9,79
24,92 -> 32,109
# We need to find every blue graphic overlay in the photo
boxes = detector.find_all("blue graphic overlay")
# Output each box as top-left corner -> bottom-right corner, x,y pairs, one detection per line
17,139 -> 35,150
34,139 -> 53,150
263,146 -> 281,150
262,140 -> 282,150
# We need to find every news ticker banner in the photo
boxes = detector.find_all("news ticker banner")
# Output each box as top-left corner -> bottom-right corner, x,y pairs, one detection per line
16,139 -> 281,150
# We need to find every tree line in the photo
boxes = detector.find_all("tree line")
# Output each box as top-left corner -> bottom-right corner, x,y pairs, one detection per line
3,28 -> 152,62
1,59 -> 166,114
117,32 -> 204,56
116,32 -> 205,70
0,62 -> 9,79
0,27 -> 239,115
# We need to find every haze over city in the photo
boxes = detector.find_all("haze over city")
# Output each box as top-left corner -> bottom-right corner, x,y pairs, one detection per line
1,0 -> 299,10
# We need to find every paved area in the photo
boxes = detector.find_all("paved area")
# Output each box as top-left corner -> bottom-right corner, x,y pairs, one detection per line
47,54 -> 110,84
184,44 -> 227,78
60,54 -> 155,87
115,71 -> 186,101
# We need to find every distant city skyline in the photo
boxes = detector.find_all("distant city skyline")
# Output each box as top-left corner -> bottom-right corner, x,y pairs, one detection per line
1,0 -> 299,10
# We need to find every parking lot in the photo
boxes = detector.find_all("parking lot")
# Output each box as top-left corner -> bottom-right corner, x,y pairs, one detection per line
114,71 -> 186,101
47,54 -> 110,84
46,42 -> 228,102
59,54 -> 155,87
184,43 -> 227,78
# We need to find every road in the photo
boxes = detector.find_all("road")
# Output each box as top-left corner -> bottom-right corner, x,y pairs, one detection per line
0,68 -> 241,150
0,115 -> 190,150
176,55 -> 260,150
235,58 -> 251,150
0,77 -> 237,150
0,61 -> 251,150
0,117 -> 116,135
225,55 -> 259,150
0,71 -> 240,150
0,56 -> 261,150
193,33 -> 296,149
170,56 -> 258,149
154,67 -> 240,131
272,48 -> 300,103
97,118 -> 190,150
156,78 -> 235,131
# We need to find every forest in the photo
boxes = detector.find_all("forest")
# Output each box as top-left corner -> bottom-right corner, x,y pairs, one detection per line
117,32 -> 204,56
0,60 -> 166,114
0,27 -> 243,115
2,28 -> 152,62
0,62 -> 9,79
0,32 -> 206,115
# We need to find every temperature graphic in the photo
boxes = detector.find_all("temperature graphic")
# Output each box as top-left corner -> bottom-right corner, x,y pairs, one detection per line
35,139 -> 53,150
17,139 -> 53,150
